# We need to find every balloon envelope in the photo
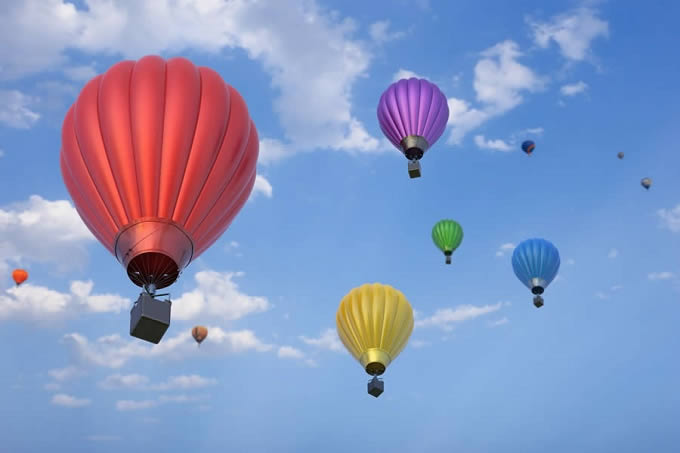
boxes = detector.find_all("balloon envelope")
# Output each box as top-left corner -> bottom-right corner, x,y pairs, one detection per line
192,326 -> 208,344
336,283 -> 414,376
521,140 -> 535,155
60,56 -> 259,290
377,78 -> 449,158
432,220 -> 463,263
12,269 -> 28,286
617,152 -> 624,159
512,238 -> 560,294
641,178 -> 652,189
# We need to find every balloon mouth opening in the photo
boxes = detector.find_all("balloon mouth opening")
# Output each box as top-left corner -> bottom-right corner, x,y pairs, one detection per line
404,147 -> 424,160
127,252 -> 179,290
531,286 -> 544,295
365,362 -> 386,376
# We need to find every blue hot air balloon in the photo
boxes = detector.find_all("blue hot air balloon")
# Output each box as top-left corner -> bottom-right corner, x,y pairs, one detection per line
521,140 -> 535,155
511,238 -> 560,308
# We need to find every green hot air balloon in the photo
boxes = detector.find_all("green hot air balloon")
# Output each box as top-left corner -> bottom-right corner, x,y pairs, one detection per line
432,220 -> 463,264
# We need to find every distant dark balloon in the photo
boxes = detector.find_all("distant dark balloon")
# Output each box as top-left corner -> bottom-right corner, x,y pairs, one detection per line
617,152 -> 624,159
521,140 -> 535,155
641,178 -> 652,190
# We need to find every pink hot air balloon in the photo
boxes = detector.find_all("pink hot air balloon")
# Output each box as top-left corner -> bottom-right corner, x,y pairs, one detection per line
377,78 -> 449,178
60,55 -> 259,344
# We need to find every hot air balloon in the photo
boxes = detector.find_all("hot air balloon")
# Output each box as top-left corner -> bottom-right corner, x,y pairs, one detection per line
377,78 -> 449,179
521,140 -> 535,155
617,152 -> 624,159
12,269 -> 28,286
60,56 -> 259,344
192,326 -> 208,346
336,283 -> 414,398
641,178 -> 652,190
432,219 -> 463,264
511,238 -> 560,308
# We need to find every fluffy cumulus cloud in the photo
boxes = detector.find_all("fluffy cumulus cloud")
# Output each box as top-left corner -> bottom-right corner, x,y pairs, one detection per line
495,243 -> 516,257
0,280 -> 128,322
299,328 -> 343,352
392,68 -> 425,82
657,204 -> 680,233
250,175 -> 273,200
61,327 -> 273,369
528,7 -> 609,62
1,0 -> 381,156
474,135 -> 512,152
172,271 -> 270,322
0,195 -> 94,275
51,393 -> 91,408
0,90 -> 41,128
447,41 -> 545,145
561,81 -> 589,96
416,302 -> 505,330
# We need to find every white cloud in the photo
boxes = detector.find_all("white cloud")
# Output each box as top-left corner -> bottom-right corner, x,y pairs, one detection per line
595,291 -> 609,300
277,346 -> 305,359
1,0 -> 382,157
657,205 -> 680,232
560,81 -> 588,96
648,272 -> 676,281
62,327 -> 273,369
392,68 -> 425,82
172,271 -> 270,322
0,280 -> 128,322
566,258 -> 576,265
62,64 -> 97,81
608,248 -> 619,259
0,90 -> 40,128
523,127 -> 544,135
474,135 -> 512,152
51,393 -> 91,408
99,374 -> 149,390
0,195 -> 94,274
495,243 -> 516,257
529,7 -> 609,62
610,285 -> 623,292
153,375 -> 217,391
299,328 -> 343,352
416,302 -> 504,331
489,317 -> 509,327
447,41 -> 544,145
48,366 -> 84,382
369,20 -> 405,43
116,400 -> 157,411
250,175 -> 273,200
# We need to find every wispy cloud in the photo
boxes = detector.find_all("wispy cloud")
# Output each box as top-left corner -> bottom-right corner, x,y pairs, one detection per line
416,302 -> 505,331
561,81 -> 589,96
496,243 -> 516,257
299,328 -> 343,352
489,317 -> 509,327
608,248 -> 619,259
648,272 -> 676,281
657,205 -> 680,232
51,393 -> 91,408
474,135 -> 513,152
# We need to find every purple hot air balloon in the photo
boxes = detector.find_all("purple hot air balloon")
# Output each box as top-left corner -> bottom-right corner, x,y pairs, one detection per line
377,78 -> 449,178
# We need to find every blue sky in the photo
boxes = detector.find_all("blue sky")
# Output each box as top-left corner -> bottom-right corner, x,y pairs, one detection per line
1,0 -> 680,452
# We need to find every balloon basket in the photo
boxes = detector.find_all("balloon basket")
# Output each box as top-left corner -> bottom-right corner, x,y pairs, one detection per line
533,295 -> 544,308
407,160 -> 421,179
367,376 -> 384,398
130,292 -> 172,344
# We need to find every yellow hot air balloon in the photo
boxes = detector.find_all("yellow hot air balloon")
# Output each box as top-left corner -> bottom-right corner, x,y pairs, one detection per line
336,282 -> 414,398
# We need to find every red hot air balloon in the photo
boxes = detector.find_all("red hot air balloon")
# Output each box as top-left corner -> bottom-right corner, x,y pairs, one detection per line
12,269 -> 28,286
60,56 -> 259,344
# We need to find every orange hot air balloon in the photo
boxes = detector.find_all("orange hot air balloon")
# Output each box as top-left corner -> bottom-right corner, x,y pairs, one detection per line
192,326 -> 208,346
60,55 -> 258,292
60,56 -> 258,344
12,269 -> 28,286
